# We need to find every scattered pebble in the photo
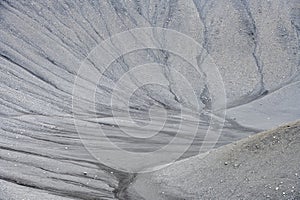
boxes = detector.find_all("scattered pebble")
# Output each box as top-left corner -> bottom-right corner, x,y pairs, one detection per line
224,161 -> 228,165
275,187 -> 279,191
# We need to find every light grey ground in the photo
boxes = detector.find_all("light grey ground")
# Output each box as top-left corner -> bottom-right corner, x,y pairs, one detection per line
127,121 -> 300,200
0,0 -> 299,199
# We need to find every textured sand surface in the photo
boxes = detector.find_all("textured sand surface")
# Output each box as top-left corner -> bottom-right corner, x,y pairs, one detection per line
0,0 -> 299,199
128,121 -> 300,200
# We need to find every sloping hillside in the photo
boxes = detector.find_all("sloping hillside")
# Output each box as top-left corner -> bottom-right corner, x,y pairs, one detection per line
127,121 -> 300,200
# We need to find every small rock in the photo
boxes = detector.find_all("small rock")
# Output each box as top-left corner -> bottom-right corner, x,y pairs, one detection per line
275,187 -> 279,191
83,172 -> 88,176
224,162 -> 228,165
